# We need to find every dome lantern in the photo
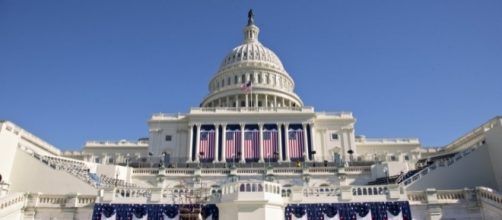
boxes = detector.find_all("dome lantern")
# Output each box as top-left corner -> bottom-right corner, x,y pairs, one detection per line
244,9 -> 260,44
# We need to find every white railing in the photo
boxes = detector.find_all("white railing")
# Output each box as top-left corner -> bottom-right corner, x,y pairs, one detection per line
132,168 -> 159,175
25,193 -> 98,208
355,138 -> 420,144
407,188 -> 484,205
151,113 -> 187,120
315,112 -> 353,118
189,106 -> 315,113
132,166 -> 359,177
114,188 -> 152,199
0,192 -> 25,211
85,140 -> 148,146
477,186 -> 502,207
402,143 -> 482,187
442,116 -> 500,152
2,121 -> 61,155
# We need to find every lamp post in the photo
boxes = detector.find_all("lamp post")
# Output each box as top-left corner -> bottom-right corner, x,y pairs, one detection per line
148,152 -> 153,168
199,152 -> 204,168
347,149 -> 354,166
310,151 -> 316,167
115,168 -> 120,187
383,166 -> 389,185
161,152 -> 167,168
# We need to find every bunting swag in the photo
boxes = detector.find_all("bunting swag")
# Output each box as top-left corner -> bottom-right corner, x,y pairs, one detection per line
285,201 -> 411,220
92,204 -> 219,220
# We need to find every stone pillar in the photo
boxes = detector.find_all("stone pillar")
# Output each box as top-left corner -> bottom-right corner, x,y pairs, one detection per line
240,123 -> 246,163
274,96 -> 277,108
235,95 -> 239,107
308,123 -> 316,161
265,95 -> 268,108
255,93 -> 259,107
194,124 -> 201,162
245,94 -> 249,107
284,123 -> 291,162
258,123 -> 264,162
214,124 -> 220,163
348,128 -> 357,158
302,123 -> 310,162
221,124 -> 227,163
277,123 -> 283,162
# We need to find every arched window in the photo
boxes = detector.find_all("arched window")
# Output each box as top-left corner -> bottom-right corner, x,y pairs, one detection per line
252,184 -> 257,192
240,184 -> 245,192
246,183 -> 251,192
258,184 -> 263,192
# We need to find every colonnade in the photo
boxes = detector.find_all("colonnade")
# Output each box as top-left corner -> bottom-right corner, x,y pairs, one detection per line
206,93 -> 298,108
187,122 -> 315,163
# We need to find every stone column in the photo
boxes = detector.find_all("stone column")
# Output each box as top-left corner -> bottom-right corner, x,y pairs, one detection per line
194,124 -> 201,162
277,123 -> 283,162
235,95 -> 239,108
284,123 -> 291,162
302,123 -> 310,162
258,123 -> 264,162
274,96 -> 277,108
245,94 -> 249,107
221,124 -> 227,163
187,124 -> 194,162
309,122 -> 316,161
214,124 -> 220,163
240,123 -> 246,163
255,93 -> 259,107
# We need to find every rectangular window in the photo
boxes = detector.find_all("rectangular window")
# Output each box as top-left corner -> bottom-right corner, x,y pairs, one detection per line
404,155 -> 410,161
108,158 -> 114,163
331,133 -> 339,140
165,135 -> 172,141
390,155 -> 396,161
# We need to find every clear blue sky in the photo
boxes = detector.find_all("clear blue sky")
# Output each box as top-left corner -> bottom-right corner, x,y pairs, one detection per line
1,1 -> 501,150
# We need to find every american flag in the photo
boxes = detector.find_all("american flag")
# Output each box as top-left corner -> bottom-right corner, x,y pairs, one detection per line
225,130 -> 241,161
240,81 -> 252,93
288,129 -> 305,160
199,130 -> 215,161
263,129 -> 279,160
244,129 -> 260,161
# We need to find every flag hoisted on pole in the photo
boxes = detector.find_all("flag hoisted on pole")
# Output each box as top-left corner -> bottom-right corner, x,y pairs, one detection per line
240,80 -> 253,107
240,81 -> 252,92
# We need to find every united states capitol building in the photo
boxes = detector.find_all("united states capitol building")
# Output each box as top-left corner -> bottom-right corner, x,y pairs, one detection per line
1,11 -> 502,220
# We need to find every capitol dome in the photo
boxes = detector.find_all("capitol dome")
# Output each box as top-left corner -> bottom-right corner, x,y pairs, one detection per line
218,41 -> 285,71
200,11 -> 303,108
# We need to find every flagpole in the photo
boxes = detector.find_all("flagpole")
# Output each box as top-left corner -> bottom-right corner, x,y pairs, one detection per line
250,80 -> 253,109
